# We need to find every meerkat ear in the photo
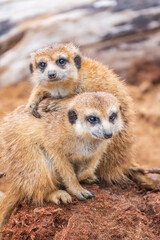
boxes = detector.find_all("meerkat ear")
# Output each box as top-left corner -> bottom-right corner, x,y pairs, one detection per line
29,63 -> 33,73
68,109 -> 78,124
120,106 -> 122,111
74,55 -> 81,70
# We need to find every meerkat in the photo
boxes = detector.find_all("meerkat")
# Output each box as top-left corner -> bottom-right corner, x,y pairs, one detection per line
28,43 -> 157,189
0,91 -> 124,232
27,44 -> 81,118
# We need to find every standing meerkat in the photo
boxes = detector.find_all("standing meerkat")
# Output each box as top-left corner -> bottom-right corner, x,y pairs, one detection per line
28,43 -> 157,188
0,91 -> 124,231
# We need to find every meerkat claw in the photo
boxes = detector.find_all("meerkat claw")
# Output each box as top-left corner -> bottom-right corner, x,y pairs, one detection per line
44,103 -> 62,112
53,106 -> 62,112
96,178 -> 100,183
86,192 -> 95,199
43,103 -> 56,112
0,172 -> 6,178
32,108 -> 41,118
28,104 -> 41,118
78,195 -> 87,201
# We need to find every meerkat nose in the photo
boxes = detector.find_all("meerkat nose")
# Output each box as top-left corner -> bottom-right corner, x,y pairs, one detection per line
103,132 -> 112,139
48,72 -> 57,79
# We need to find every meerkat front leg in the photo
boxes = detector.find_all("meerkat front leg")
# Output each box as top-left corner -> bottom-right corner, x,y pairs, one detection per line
53,155 -> 95,201
78,170 -> 98,184
77,155 -> 101,184
27,87 -> 50,118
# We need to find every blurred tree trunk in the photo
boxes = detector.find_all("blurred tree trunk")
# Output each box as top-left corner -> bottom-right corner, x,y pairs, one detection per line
0,0 -> 160,86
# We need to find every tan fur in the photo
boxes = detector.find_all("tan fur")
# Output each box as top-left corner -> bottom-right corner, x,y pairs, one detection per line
29,43 -> 157,189
27,43 -> 79,118
0,91 -> 123,231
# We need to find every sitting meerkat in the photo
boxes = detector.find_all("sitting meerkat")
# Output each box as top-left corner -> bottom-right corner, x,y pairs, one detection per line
28,43 -> 157,189
0,91 -> 124,231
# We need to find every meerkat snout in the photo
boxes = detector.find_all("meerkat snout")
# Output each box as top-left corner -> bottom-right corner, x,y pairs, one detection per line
103,132 -> 112,139
48,71 -> 57,80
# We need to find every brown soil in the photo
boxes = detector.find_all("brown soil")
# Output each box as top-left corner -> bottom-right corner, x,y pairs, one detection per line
0,60 -> 160,239
2,183 -> 160,240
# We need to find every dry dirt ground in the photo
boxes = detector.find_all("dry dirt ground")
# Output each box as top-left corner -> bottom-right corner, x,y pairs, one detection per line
2,183 -> 160,240
0,62 -> 160,239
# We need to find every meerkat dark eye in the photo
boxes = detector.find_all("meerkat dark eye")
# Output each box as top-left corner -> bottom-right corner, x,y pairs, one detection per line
109,112 -> 117,123
56,58 -> 67,66
38,62 -> 47,69
86,116 -> 100,125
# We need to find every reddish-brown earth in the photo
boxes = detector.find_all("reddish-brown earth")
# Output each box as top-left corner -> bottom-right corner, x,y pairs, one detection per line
2,183 -> 160,240
0,60 -> 160,239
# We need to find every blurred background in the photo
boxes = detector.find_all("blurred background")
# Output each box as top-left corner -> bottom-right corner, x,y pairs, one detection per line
0,0 -> 160,176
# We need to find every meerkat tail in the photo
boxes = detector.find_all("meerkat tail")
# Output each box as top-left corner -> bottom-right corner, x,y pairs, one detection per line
129,167 -> 160,175
0,190 -> 20,232
127,163 -> 160,189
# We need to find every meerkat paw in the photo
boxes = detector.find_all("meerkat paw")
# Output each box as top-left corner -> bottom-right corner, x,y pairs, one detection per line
78,172 -> 99,184
69,187 -> 95,201
83,176 -> 100,184
27,104 -> 41,118
46,190 -> 72,204
77,189 -> 95,201
43,101 -> 62,112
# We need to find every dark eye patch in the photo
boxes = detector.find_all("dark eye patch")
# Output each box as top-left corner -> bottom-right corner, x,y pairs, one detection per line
109,112 -> 117,123
86,116 -> 100,125
74,55 -> 81,70
68,110 -> 77,124
29,63 -> 33,73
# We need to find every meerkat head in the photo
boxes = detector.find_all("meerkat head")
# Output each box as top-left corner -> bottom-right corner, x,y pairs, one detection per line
67,92 -> 124,141
30,43 -> 81,86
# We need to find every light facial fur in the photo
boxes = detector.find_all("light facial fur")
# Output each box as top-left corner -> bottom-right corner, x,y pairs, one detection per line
31,46 -> 80,87
68,92 -> 123,141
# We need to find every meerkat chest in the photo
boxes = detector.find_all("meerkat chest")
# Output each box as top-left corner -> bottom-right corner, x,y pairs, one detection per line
48,86 -> 71,99
70,139 -> 102,160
